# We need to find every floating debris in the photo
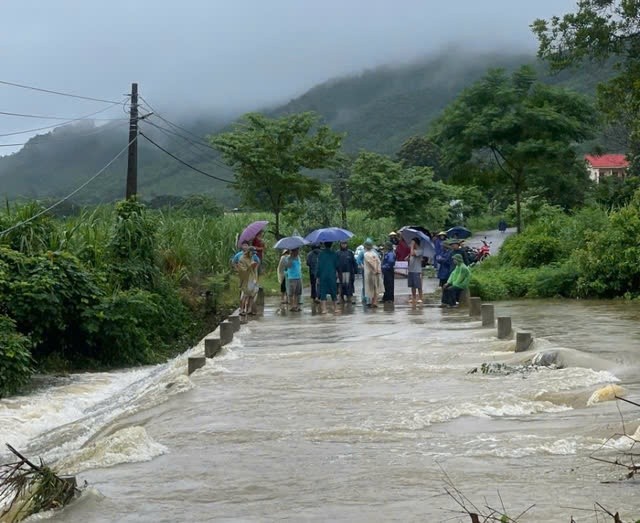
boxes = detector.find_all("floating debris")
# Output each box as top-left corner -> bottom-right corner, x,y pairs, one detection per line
0,444 -> 80,522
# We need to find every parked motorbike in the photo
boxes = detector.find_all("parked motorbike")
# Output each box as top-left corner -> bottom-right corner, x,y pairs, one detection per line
473,239 -> 491,263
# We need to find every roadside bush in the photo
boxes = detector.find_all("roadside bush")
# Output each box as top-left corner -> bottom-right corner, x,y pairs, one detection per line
500,231 -> 561,268
0,248 -> 104,360
106,200 -> 159,290
471,262 -> 578,301
574,196 -> 640,297
0,315 -> 33,398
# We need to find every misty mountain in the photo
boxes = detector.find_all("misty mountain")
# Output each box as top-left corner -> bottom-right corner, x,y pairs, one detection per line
0,50 -> 613,206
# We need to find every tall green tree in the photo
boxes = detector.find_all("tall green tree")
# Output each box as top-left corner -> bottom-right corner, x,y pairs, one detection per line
210,112 -> 342,237
532,0 -> 640,174
396,136 -> 445,178
429,66 -> 596,232
350,152 -> 452,228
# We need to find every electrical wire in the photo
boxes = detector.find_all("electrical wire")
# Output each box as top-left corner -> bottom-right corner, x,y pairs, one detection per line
139,131 -> 235,184
0,101 -> 126,137
0,79 -> 121,104
141,119 -> 237,175
137,96 -> 212,144
0,136 -> 136,237
0,110 -> 127,121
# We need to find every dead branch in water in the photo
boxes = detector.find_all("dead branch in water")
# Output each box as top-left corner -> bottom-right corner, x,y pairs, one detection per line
0,444 -> 79,522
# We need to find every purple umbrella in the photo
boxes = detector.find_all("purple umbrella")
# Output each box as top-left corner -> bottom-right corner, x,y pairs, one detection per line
237,220 -> 268,247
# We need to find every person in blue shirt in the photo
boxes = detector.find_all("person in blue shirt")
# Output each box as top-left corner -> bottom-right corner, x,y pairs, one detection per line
382,241 -> 396,302
284,248 -> 303,312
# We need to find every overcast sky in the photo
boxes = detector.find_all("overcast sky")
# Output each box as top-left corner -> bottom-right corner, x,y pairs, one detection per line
1,0 -> 577,155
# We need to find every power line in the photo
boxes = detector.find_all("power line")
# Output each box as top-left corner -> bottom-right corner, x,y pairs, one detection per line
0,79 -> 122,104
0,101 -> 125,137
139,131 -> 235,185
0,136 -> 136,237
0,109 -> 127,121
144,116 -> 218,152
141,119 -> 237,175
137,96 -> 211,144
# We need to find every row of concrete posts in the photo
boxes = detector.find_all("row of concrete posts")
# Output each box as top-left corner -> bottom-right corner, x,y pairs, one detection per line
187,288 -> 265,375
468,296 -> 532,352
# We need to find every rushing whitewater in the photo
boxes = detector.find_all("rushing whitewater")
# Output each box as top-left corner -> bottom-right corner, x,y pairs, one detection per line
2,272 -> 640,521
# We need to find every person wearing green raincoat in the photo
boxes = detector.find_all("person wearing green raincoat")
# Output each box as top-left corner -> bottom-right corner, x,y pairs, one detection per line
441,253 -> 470,308
316,241 -> 339,313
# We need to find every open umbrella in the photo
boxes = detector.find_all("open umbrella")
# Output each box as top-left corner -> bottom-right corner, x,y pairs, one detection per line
400,227 -> 435,258
304,227 -> 353,244
237,220 -> 268,247
273,235 -> 308,250
447,226 -> 472,239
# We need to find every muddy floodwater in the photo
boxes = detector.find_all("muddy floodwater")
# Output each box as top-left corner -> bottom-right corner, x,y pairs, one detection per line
2,255 -> 639,521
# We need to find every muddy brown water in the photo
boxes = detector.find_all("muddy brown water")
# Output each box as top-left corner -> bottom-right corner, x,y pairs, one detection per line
2,230 -> 639,522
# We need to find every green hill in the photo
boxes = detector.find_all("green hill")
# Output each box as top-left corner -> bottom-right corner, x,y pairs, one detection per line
0,50 -> 614,206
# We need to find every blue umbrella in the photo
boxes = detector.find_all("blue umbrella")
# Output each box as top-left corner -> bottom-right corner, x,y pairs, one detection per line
400,227 -> 436,258
273,235 -> 308,250
304,227 -> 353,244
447,226 -> 472,239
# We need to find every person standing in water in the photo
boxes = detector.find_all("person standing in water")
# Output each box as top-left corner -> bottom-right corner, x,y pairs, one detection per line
336,240 -> 357,304
363,238 -> 382,308
408,237 -> 424,304
306,244 -> 321,303
277,249 -> 289,305
236,244 -> 260,315
316,242 -> 339,314
284,248 -> 302,312
381,241 -> 396,303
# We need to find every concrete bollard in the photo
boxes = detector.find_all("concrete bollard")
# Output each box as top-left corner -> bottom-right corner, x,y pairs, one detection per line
497,316 -> 512,339
458,289 -> 470,308
220,320 -> 234,346
481,303 -> 495,327
515,331 -> 533,352
469,297 -> 482,317
187,356 -> 206,375
204,337 -> 221,358
229,313 -> 241,333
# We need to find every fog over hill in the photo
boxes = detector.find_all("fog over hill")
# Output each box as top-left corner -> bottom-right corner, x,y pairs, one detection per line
0,47 -> 613,206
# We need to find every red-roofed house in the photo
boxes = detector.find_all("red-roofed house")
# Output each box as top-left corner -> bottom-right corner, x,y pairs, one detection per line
585,154 -> 629,183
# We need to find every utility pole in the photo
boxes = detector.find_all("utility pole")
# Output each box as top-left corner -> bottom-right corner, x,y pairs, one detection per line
125,82 -> 138,199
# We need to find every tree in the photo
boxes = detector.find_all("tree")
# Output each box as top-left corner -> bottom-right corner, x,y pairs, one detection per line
429,66 -> 596,232
350,152 -> 452,228
396,136 -> 446,178
210,112 -> 342,237
532,0 -> 640,174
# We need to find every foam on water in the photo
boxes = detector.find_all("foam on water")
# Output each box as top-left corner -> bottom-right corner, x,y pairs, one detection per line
0,330 -> 227,464
54,426 -> 168,475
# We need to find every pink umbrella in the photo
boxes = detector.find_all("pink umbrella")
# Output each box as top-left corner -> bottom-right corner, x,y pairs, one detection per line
237,220 -> 268,247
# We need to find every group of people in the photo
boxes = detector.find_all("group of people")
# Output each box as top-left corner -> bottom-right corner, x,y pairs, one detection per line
232,227 -> 472,315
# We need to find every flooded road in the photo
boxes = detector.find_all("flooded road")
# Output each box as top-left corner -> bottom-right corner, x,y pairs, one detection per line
2,233 -> 639,522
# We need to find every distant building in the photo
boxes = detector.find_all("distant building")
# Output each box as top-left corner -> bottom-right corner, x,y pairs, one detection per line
585,154 -> 629,183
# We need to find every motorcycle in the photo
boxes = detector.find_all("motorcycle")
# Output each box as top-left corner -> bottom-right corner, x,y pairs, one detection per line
473,239 -> 491,263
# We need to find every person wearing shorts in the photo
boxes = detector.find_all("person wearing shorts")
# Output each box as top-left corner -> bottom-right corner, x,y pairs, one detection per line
285,248 -> 302,312
408,237 -> 424,304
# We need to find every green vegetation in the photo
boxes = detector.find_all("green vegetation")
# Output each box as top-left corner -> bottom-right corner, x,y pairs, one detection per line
211,112 -> 343,237
470,197 -> 640,301
430,65 -> 596,232
0,200 -> 249,396
533,0 -> 640,174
